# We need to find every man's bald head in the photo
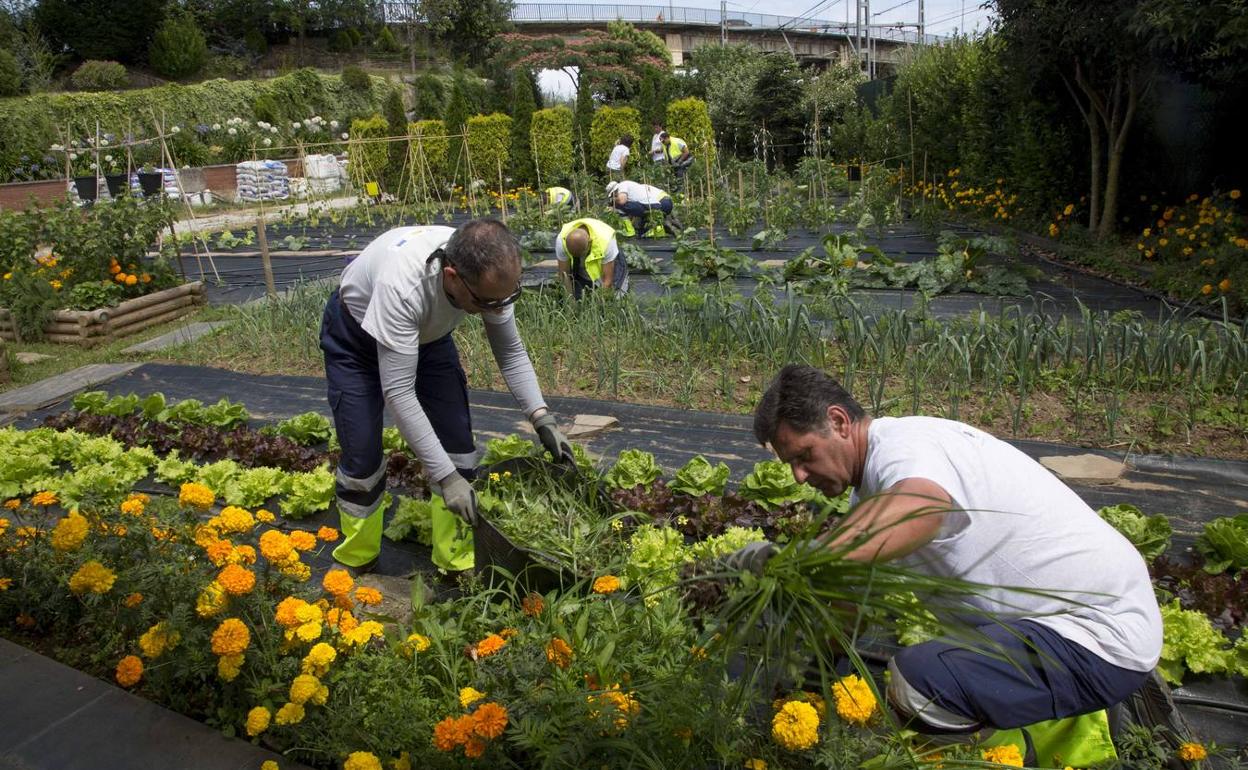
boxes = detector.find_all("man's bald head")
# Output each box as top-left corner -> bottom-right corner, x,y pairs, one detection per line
566,226 -> 590,259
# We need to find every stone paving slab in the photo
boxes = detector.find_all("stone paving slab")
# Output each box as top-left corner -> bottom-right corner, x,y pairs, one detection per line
122,321 -> 235,354
0,637 -> 306,770
0,363 -> 142,415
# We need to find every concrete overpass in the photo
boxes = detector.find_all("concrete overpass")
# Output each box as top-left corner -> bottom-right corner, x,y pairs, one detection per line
507,3 -> 937,74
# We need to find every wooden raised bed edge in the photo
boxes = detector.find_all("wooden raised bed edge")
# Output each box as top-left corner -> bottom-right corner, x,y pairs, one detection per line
0,281 -> 205,346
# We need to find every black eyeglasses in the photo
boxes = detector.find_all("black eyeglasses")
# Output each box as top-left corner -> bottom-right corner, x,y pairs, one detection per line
437,250 -> 522,310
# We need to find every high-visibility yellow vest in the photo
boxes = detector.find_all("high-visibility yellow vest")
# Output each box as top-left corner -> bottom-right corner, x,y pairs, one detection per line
664,136 -> 689,162
546,186 -> 572,206
559,218 -> 616,281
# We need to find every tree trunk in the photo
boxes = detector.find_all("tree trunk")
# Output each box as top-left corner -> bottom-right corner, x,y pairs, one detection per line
1063,66 -> 1100,234
1098,67 -> 1140,241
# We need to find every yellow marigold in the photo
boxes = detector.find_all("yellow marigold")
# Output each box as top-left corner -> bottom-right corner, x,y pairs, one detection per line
31,490 -> 58,506
1219,278 -> 1232,292
196,581 -> 228,618
744,760 -> 767,770
521,592 -> 545,616
295,621 -> 323,643
259,530 -> 294,562
274,702 -> 305,726
326,607 -> 359,633
1178,742 -> 1208,762
290,530 -> 317,551
218,652 -> 244,681
139,621 -> 181,659
343,620 -> 384,647
217,564 -> 256,596
545,637 -> 573,669
0,517 -> 8,536
354,587 -> 382,606
204,539 -> 236,567
391,751 -> 411,770
472,702 -> 508,739
316,526 -> 339,542
119,498 -> 145,516
68,560 -> 116,594
499,627 -> 518,640
261,762 -> 278,770
3,499 -> 18,509
458,687 -> 485,708
832,674 -> 877,725
289,674 -> 322,705
588,686 -> 640,732
211,617 -> 250,656
245,706 -> 271,737
275,596 -> 307,627
278,556 -> 311,581
0,578 -> 11,591
592,575 -> 621,595
982,745 -> 1024,766
179,482 -> 215,510
216,506 -> 255,534
322,568 -> 354,596
475,633 -> 506,658
115,655 -> 143,687
1230,189 -> 1242,200
343,752 -> 382,770
50,512 -> 89,552
771,700 -> 819,751
301,642 -> 337,675
400,633 -> 430,658
255,509 -> 275,523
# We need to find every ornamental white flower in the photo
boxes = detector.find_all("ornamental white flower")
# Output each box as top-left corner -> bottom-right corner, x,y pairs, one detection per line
104,155 -> 113,162
270,126 -> 278,134
100,138 -> 109,146
69,152 -> 78,160
89,161 -> 98,169
330,120 -> 339,129
341,132 -> 349,140
212,123 -> 222,130
170,126 -> 180,134
50,144 -> 63,152
262,137 -> 272,146
228,127 -> 237,136
292,121 -> 301,129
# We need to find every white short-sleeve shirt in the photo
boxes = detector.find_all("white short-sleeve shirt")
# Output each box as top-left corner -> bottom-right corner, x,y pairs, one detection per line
616,181 -> 666,205
852,416 -> 1163,672
606,144 -> 630,171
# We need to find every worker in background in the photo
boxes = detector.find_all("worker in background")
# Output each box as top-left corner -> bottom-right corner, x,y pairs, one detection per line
607,180 -> 683,236
543,185 -> 576,209
649,121 -> 666,163
554,218 -> 628,299
660,131 -> 693,190
320,220 -> 574,573
606,134 -> 633,179
726,365 -> 1163,767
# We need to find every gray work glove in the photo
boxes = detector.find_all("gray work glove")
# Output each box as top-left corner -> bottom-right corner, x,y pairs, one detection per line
439,471 -> 478,525
533,412 -> 575,465
720,540 -> 779,576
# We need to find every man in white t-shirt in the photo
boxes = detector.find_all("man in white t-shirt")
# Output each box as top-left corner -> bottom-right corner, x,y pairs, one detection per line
730,364 -> 1162,749
320,220 -> 574,573
649,122 -> 666,163
607,179 -> 682,236
605,135 -> 633,178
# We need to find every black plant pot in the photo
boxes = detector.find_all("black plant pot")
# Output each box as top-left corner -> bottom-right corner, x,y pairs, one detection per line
137,172 -> 163,197
847,164 -> 862,182
73,175 -> 98,202
104,173 -> 128,198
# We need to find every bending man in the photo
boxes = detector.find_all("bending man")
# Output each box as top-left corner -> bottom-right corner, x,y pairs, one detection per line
607,180 -> 682,236
554,218 -> 628,299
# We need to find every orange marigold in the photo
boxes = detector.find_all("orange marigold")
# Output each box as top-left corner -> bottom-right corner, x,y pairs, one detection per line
290,530 -> 317,551
316,526 -> 339,542
472,702 -> 508,739
545,637 -> 573,669
115,655 -> 143,687
475,633 -> 506,658
30,491 -> 58,506
211,618 -> 250,656
275,596 -> 307,628
354,587 -> 383,606
592,575 -> 621,595
463,736 -> 486,759
217,564 -> 256,596
178,482 -> 215,510
322,568 -> 353,596
259,530 -> 294,562
521,592 -> 545,616
433,715 -> 470,752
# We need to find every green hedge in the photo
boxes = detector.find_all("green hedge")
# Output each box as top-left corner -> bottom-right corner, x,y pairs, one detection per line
347,114 -> 389,190
466,112 -> 512,186
407,119 -> 449,194
530,106 -> 574,185
666,97 -> 716,169
0,68 -> 395,182
590,105 -> 639,176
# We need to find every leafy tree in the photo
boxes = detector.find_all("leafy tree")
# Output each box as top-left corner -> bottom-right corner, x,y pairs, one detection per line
751,53 -> 805,168
36,0 -> 167,63
149,11 -> 208,79
0,47 -> 20,96
509,69 -> 537,184
412,72 -> 445,119
498,23 -> 670,99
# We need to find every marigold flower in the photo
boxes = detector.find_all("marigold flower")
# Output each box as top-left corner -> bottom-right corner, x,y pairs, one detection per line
1202,284 -> 1214,295
196,581 -> 228,618
433,715 -> 472,751
119,498 -> 145,516
981,745 -> 1024,766
3,499 -> 19,509
472,702 -> 508,739
274,702 -> 305,725
475,633 -> 506,658
588,686 -> 640,732
771,700 -> 819,751
301,642 -> 337,675
217,564 -> 256,596
275,596 -> 306,627
343,752 -> 381,770
115,655 -> 143,687
460,687 -> 486,708
316,526 -> 339,542
245,706 -> 271,736
326,607 -> 359,633
463,737 -> 486,758
391,751 -> 411,770
259,530 -> 294,562
178,482 -> 215,509
744,760 -> 767,770
211,618 -> 250,656
545,637 -> 573,669
833,674 -> 877,725
1230,189 -> 1242,200
256,509 -> 275,523
204,539 -> 235,567
261,762 -> 277,770
69,560 -> 116,594
290,530 -> 317,551
139,621 -> 181,659
592,575 -> 621,595
277,555 -> 311,581
215,506 -> 255,534
50,512 -> 89,552
355,587 -> 382,606
31,491 -> 57,506
289,674 -> 322,705
400,633 -> 430,658
218,652 -> 244,681
0,578 -> 11,591
1219,278 -> 1232,292
343,620 -> 384,647
1178,742 -> 1208,762
322,568 -> 353,596
521,592 -> 545,616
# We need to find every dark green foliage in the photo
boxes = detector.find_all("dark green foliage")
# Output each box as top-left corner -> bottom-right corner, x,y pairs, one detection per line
374,26 -> 401,53
443,74 -> 470,173
252,93 -> 280,124
0,48 -> 20,97
509,70 -> 537,184
329,29 -> 358,53
148,12 -> 208,80
412,73 -> 444,119
573,76 -> 593,173
243,28 -> 268,55
68,60 -> 128,92
383,87 -> 409,191
341,65 -> 371,93
35,0 -> 166,63
637,68 -> 665,130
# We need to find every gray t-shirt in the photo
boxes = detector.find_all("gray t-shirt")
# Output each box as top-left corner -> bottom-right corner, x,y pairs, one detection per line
852,416 -> 1162,672
340,226 -> 546,480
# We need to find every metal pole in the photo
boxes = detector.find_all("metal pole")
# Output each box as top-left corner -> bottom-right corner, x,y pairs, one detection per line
918,0 -> 925,43
720,0 -> 727,45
